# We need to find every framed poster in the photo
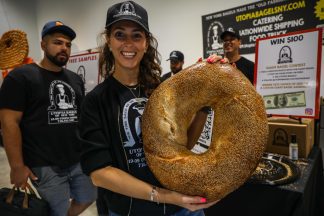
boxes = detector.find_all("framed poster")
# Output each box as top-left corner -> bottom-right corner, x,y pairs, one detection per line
66,52 -> 100,94
255,28 -> 322,118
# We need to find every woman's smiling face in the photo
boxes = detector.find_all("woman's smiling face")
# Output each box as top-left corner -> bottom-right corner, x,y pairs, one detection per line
108,20 -> 148,73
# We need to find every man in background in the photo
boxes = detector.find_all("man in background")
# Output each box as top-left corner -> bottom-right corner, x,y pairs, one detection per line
221,28 -> 255,84
161,50 -> 184,82
0,20 -> 96,216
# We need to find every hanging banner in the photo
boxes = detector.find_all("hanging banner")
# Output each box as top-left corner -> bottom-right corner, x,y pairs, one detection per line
202,0 -> 324,57
255,28 -> 322,118
66,52 -> 100,94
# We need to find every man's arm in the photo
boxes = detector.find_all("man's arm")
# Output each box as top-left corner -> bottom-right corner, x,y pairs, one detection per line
0,108 -> 37,188
187,109 -> 208,150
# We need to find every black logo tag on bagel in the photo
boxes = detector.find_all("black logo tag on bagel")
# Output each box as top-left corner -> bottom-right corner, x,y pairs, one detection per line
114,2 -> 142,19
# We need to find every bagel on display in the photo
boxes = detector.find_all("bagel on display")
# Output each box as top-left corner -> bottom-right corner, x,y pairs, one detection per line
142,61 -> 268,201
0,30 -> 29,70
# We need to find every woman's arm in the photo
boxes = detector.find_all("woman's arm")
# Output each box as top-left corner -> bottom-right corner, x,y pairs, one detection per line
91,166 -> 218,211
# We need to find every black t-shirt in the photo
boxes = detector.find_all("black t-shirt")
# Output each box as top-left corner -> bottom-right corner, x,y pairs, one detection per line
160,72 -> 172,82
0,63 -> 84,168
234,56 -> 255,84
111,77 -> 173,215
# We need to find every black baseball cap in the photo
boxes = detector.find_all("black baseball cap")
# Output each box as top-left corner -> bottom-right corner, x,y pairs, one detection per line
167,50 -> 184,61
41,21 -> 76,40
105,1 -> 149,33
220,27 -> 240,40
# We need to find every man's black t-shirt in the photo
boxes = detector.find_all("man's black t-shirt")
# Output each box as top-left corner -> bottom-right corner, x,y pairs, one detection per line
160,72 -> 172,82
234,56 -> 255,84
0,63 -> 84,168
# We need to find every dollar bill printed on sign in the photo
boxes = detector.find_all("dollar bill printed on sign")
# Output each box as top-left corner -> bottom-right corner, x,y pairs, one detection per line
263,91 -> 306,109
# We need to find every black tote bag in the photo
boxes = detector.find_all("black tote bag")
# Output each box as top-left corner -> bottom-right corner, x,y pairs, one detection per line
0,184 -> 49,216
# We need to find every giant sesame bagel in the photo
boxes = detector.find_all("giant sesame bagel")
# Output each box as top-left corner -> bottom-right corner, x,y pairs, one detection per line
142,61 -> 268,201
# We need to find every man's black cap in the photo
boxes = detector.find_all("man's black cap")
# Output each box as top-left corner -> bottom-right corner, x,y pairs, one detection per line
167,50 -> 184,62
220,27 -> 240,40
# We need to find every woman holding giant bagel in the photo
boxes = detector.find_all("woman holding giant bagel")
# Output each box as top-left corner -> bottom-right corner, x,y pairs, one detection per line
79,2 -> 223,216
142,57 -> 268,202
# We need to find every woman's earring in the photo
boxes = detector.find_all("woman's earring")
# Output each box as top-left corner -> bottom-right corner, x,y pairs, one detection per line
109,47 -> 112,51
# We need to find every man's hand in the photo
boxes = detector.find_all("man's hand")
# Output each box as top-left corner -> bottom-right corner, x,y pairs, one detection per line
10,165 -> 38,188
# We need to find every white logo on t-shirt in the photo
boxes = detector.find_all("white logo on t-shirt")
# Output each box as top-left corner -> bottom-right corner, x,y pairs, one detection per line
122,98 -> 147,147
47,80 -> 78,124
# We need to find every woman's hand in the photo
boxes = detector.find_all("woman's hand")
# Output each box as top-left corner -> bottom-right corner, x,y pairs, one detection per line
158,187 -> 220,212
179,195 -> 219,212
206,54 -> 228,64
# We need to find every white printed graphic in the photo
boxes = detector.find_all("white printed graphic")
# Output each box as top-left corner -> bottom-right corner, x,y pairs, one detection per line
48,80 -> 78,124
206,21 -> 225,55
122,98 -> 147,147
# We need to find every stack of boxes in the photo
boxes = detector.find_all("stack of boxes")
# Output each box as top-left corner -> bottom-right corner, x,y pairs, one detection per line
266,117 -> 315,158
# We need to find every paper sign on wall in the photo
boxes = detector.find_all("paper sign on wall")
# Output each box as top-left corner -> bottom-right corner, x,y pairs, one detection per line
255,28 -> 322,118
66,52 -> 100,94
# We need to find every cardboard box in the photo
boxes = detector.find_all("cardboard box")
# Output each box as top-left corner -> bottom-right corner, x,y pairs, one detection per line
266,117 -> 314,158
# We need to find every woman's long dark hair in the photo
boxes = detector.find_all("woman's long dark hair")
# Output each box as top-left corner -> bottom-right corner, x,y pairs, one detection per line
98,28 -> 162,96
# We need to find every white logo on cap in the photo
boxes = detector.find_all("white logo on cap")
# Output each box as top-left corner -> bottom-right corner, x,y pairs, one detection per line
227,27 -> 234,32
170,52 -> 178,58
114,2 -> 142,19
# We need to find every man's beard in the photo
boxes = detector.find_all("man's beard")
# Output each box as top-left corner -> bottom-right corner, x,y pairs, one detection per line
46,52 -> 69,67
172,67 -> 182,74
